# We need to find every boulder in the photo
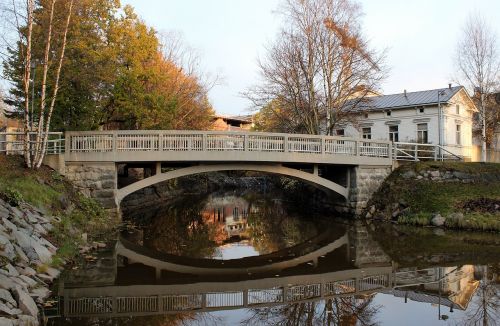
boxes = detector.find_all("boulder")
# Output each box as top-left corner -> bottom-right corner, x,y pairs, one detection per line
0,274 -> 16,290
13,287 -> 38,318
447,212 -> 464,222
431,214 -> 446,227
0,289 -> 16,306
0,317 -> 15,326
18,314 -> 39,326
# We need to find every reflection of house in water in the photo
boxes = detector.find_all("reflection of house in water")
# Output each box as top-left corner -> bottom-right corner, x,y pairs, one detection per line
202,195 -> 251,242
389,265 -> 480,311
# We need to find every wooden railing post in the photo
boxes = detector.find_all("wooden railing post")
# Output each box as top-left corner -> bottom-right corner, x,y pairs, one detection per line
284,135 -> 289,153
202,134 -> 207,151
244,134 -> 248,151
356,140 -> 360,156
64,132 -> 70,159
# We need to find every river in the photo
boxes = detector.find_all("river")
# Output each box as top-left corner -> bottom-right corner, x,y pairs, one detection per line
45,188 -> 499,326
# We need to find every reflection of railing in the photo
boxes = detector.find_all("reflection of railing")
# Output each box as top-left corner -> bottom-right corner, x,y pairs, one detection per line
0,132 -> 64,155
61,268 -> 394,317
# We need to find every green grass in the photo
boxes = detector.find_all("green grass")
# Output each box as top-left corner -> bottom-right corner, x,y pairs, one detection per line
369,162 -> 500,232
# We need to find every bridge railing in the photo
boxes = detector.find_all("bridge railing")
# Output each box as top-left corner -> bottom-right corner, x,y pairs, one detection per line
393,142 -> 463,161
66,130 -> 392,159
0,132 -> 64,155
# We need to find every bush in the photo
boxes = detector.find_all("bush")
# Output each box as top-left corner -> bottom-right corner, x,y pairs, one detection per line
1,187 -> 24,206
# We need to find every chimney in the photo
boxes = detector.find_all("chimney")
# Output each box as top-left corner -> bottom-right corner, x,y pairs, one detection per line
448,83 -> 452,89
404,89 -> 407,97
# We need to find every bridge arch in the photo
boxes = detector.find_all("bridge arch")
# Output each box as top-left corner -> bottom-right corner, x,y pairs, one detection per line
116,163 -> 348,205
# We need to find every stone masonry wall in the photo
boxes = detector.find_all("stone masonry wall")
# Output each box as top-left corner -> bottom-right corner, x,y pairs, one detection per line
346,166 -> 392,216
65,163 -> 117,212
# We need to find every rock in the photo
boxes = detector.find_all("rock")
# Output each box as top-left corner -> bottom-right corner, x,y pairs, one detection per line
35,274 -> 53,284
31,242 -> 52,264
416,175 -> 423,180
2,218 -> 17,232
0,302 -> 22,316
447,212 -> 464,222
0,237 -> 16,261
0,204 -> 9,218
391,209 -> 400,219
44,267 -> 60,280
13,244 -> 29,264
11,230 -> 32,250
18,314 -> 39,326
369,205 -> 376,214
17,267 -> 36,278
431,214 -> 446,227
18,276 -> 36,289
4,264 -> 19,277
30,288 -> 51,301
429,170 -> 440,178
13,287 -> 38,318
0,274 -> 16,290
365,212 -> 372,218
402,170 -> 416,179
0,289 -> 16,306
0,317 -> 15,326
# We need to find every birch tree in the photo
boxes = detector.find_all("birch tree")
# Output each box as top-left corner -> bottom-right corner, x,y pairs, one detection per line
2,0 -> 73,168
455,13 -> 500,162
245,0 -> 386,135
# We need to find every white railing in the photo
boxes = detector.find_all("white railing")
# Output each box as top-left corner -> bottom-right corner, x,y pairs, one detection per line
63,271 -> 396,317
65,130 -> 392,160
0,132 -> 64,155
393,142 -> 462,161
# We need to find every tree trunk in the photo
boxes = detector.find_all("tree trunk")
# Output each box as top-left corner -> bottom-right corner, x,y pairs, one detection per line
36,0 -> 74,168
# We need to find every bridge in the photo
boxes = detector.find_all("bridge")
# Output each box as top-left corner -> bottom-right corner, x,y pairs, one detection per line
0,130 -> 461,217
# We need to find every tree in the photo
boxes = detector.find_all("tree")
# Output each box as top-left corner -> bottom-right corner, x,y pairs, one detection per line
3,1 -> 215,133
245,0 -> 385,135
455,13 -> 500,162
1,0 -> 73,168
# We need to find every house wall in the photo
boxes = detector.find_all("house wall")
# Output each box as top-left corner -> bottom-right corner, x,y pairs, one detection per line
340,91 -> 474,159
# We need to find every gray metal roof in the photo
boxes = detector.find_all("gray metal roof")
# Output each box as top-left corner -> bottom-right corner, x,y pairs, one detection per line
354,86 -> 463,111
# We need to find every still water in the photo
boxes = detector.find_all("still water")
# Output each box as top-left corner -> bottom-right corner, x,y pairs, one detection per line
47,190 -> 499,325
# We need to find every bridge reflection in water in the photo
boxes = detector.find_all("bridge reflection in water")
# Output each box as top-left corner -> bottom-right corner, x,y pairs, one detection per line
54,226 -> 481,320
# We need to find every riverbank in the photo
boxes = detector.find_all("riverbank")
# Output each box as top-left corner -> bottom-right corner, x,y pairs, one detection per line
366,161 -> 500,231
0,155 -> 117,325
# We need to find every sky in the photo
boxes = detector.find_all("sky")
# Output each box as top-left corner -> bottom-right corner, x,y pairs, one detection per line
32,0 -> 500,117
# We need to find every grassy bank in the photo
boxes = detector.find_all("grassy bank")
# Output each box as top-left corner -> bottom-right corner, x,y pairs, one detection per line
367,161 -> 500,232
0,155 -> 118,267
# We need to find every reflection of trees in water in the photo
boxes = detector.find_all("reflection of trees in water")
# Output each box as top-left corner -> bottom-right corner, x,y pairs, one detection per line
243,296 -> 380,326
460,279 -> 499,326
247,198 -> 321,255
137,195 -> 220,258
55,312 -> 220,326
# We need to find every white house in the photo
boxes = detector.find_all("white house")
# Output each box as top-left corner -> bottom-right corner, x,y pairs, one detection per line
339,85 -> 477,159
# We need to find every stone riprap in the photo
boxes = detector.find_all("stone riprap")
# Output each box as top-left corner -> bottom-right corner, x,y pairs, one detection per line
0,198 -> 62,326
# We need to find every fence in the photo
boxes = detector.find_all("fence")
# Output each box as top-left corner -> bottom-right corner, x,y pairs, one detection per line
0,132 -> 64,155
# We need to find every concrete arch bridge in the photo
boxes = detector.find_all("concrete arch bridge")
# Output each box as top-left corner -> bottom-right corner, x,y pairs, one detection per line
41,130 -> 394,217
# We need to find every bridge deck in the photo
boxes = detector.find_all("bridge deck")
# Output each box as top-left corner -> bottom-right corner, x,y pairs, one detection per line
64,130 -> 392,166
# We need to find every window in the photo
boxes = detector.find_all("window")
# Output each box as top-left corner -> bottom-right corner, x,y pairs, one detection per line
456,105 -> 460,115
456,125 -> 461,145
389,125 -> 399,142
335,129 -> 345,136
233,207 -> 239,219
364,113 -> 369,119
386,110 -> 392,116
362,127 -> 372,139
417,123 -> 428,143
419,108 -> 425,113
